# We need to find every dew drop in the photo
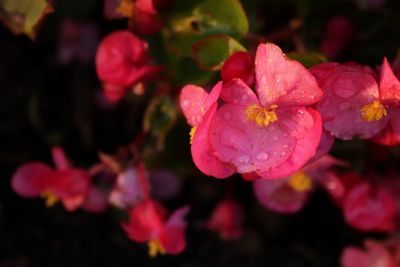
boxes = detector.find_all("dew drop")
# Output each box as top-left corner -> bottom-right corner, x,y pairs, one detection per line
256,152 -> 269,161
273,136 -> 279,141
280,151 -> 286,157
242,95 -> 248,102
196,101 -> 201,106
282,144 -> 288,149
182,100 -> 189,107
238,155 -> 250,164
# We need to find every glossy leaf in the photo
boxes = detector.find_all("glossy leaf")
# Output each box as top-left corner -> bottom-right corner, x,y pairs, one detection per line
0,0 -> 53,39
192,34 -> 246,71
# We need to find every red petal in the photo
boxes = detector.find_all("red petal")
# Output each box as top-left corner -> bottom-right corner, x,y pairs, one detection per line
11,163 -> 52,197
253,178 -> 308,213
220,78 -> 258,106
379,57 -> 400,106
256,108 -> 322,179
180,82 -> 222,126
255,43 -> 322,107
191,104 -> 235,178
209,104 -> 296,174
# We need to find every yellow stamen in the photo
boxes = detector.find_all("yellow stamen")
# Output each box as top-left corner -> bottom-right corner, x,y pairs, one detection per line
40,191 -> 59,207
287,172 -> 313,192
245,104 -> 278,127
116,0 -> 134,17
360,101 -> 387,122
148,239 -> 166,257
189,127 -> 197,144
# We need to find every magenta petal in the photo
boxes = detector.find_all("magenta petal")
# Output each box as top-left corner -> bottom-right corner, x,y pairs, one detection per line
51,146 -> 71,170
180,82 -> 222,127
309,130 -> 335,162
256,108 -> 322,179
253,178 -> 308,213
371,107 -> 400,145
191,104 -> 235,178
255,43 -> 322,107
11,162 -> 52,197
209,104 -> 296,174
220,78 -> 258,106
379,57 -> 400,106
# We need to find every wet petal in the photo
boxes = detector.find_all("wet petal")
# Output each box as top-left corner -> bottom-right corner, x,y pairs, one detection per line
191,104 -> 235,178
209,104 -> 296,174
255,43 -> 322,107
220,78 -> 258,106
256,108 -> 322,179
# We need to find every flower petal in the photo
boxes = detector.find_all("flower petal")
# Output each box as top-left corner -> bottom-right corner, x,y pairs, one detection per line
253,178 -> 308,213
379,57 -> 400,106
255,43 -> 322,107
191,103 -> 235,178
314,64 -> 387,139
180,82 -> 222,126
209,104 -> 296,174
220,78 -> 258,106
255,108 -> 322,179
11,162 -> 52,197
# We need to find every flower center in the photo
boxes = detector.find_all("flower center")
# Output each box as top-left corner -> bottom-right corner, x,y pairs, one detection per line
148,239 -> 166,257
40,191 -> 59,207
189,126 -> 197,144
287,172 -> 312,192
360,101 -> 387,122
245,104 -> 278,127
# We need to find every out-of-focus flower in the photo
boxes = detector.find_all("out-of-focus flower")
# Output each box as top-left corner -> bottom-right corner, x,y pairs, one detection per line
122,199 -> 190,256
11,147 -> 91,211
341,239 -> 398,267
149,170 -> 182,200
253,155 -> 346,213
58,20 -> 100,65
320,16 -> 355,59
221,51 -> 254,87
207,199 -> 243,240
95,30 -> 160,102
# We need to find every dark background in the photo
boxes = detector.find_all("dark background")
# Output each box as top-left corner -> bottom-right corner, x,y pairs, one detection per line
1,0 -> 399,266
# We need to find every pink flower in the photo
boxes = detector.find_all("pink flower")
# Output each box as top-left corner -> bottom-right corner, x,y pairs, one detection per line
11,147 -> 90,211
311,62 -> 389,140
207,199 -> 243,240
343,180 -> 396,232
81,186 -> 109,213
109,165 -> 149,209
95,30 -> 159,102
253,155 -> 346,213
341,239 -> 396,267
186,43 -> 322,179
370,58 -> 400,145
122,199 -> 189,256
129,0 -> 163,35
180,82 -> 235,178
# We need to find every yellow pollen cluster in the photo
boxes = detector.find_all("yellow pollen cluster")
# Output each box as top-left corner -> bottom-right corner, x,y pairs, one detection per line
116,0 -> 133,17
245,104 -> 278,127
189,127 -> 197,144
148,239 -> 166,257
40,191 -> 59,207
360,101 -> 387,122
287,172 -> 313,193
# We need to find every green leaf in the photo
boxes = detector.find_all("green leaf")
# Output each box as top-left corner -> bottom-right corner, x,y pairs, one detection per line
143,96 -> 177,150
286,52 -> 327,68
192,34 -> 246,71
164,0 -> 249,57
0,0 -> 53,39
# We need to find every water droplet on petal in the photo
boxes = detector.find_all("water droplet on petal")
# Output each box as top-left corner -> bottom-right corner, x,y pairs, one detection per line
282,144 -> 288,149
338,102 -> 351,111
280,151 -> 286,157
196,115 -> 202,122
242,95 -> 248,102
182,100 -> 189,107
273,136 -> 279,141
256,152 -> 269,161
238,155 -> 250,164
196,101 -> 201,106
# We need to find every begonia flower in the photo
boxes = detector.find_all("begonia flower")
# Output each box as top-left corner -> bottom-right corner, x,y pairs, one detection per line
11,147 -> 90,211
122,199 -> 189,256
207,199 -> 243,240
181,43 -> 323,179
